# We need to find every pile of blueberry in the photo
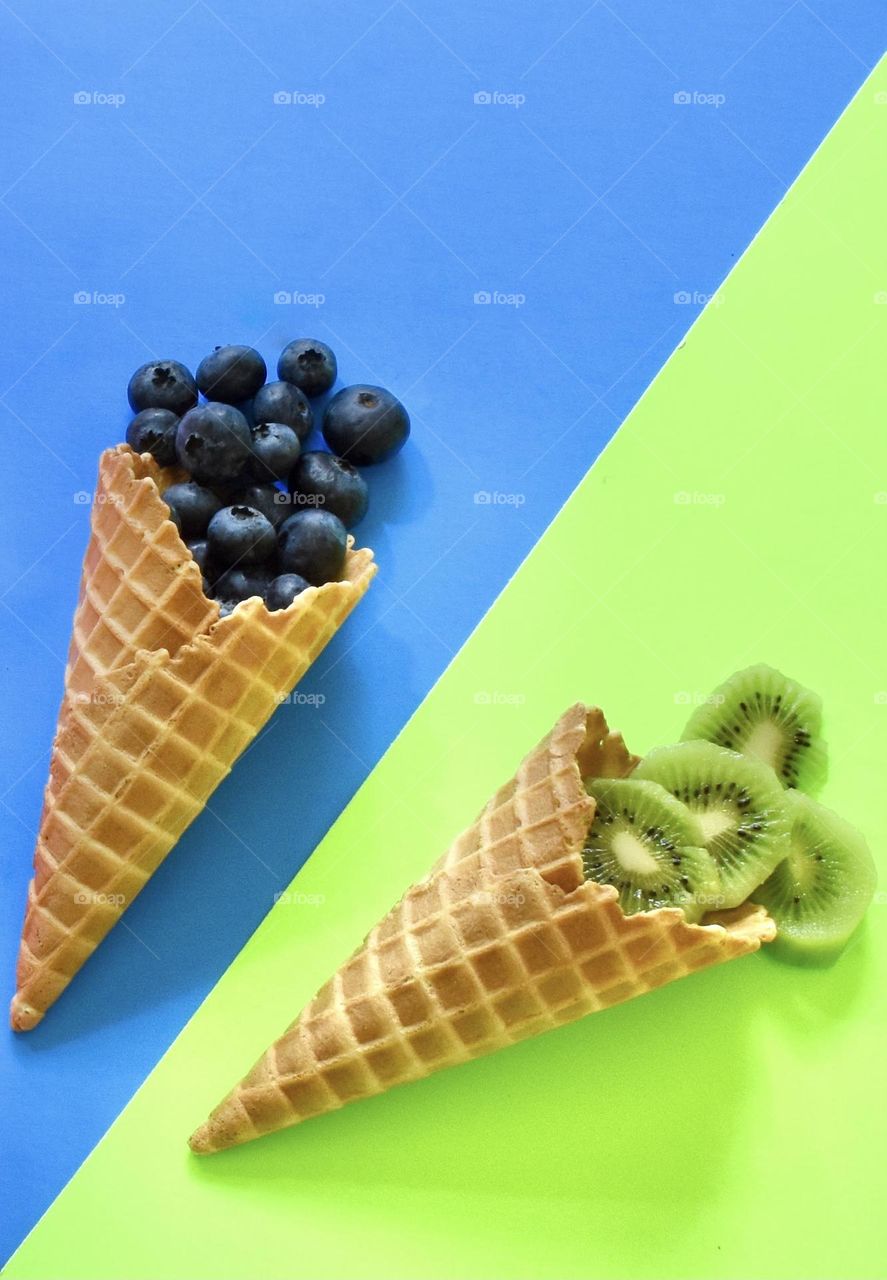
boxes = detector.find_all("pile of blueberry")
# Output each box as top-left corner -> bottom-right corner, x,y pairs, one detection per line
124,339 -> 408,615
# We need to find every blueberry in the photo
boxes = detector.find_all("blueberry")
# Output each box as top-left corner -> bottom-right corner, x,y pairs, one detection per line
265,573 -> 311,611
209,474 -> 252,504
277,509 -> 347,586
207,505 -> 277,567
277,339 -> 337,398
289,451 -> 368,528
322,384 -> 409,465
233,398 -> 256,427
213,564 -> 275,603
233,483 -> 292,528
127,360 -> 198,415
196,345 -> 267,404
252,380 -> 313,443
175,403 -> 252,487
186,537 -> 211,576
161,482 -> 223,539
246,421 -> 300,484
126,408 -> 179,467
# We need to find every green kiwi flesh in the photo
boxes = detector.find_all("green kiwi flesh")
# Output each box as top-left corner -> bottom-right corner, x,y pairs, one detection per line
582,777 -> 721,923
681,663 -> 826,792
754,791 -> 877,962
633,740 -> 790,908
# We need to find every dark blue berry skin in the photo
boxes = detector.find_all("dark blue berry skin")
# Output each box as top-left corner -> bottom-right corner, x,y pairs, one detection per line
209,473 -> 252,504
175,403 -> 252,487
277,509 -> 347,585
234,398 -> 255,427
127,360 -> 198,415
207,505 -> 277,567
234,483 -> 291,528
277,339 -> 337,398
213,564 -> 275,603
186,538 -> 211,576
265,573 -> 311,611
322,384 -> 409,465
289,451 -> 368,528
161,482 -> 223,539
196,345 -> 266,404
252,380 -> 313,443
248,422 -> 301,482
126,408 -> 179,466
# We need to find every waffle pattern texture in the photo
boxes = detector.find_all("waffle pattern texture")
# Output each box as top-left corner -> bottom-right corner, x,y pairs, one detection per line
11,446 -> 376,1031
190,704 -> 775,1152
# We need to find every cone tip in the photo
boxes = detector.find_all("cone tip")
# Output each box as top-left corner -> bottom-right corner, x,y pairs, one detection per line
10,994 -> 42,1032
188,1122 -> 216,1155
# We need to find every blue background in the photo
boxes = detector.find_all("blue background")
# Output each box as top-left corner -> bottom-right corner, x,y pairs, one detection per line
1,0 -> 884,1265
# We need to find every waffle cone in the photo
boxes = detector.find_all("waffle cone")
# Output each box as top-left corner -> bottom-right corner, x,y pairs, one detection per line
190,703 -> 775,1152
11,445 -> 375,1031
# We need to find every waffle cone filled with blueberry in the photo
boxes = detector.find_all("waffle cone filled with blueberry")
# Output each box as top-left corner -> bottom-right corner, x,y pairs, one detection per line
189,704 -> 777,1153
10,338 -> 413,1030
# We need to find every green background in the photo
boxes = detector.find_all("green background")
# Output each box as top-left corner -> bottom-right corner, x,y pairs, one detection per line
7,61 -> 887,1280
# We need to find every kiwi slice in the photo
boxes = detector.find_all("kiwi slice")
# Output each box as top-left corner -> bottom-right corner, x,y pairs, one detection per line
633,741 -> 790,908
681,664 -> 826,792
582,778 -> 721,923
754,791 -> 877,963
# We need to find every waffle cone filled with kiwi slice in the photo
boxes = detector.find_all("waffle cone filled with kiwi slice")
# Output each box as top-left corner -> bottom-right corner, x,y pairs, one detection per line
11,445 -> 375,1032
189,703 -> 774,1153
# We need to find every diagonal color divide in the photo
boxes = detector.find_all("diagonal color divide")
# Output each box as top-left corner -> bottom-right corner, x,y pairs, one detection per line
6,59 -> 887,1280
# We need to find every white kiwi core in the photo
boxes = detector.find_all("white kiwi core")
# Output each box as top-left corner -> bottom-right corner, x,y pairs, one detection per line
611,830 -> 660,877
696,807 -> 735,842
743,720 -> 784,770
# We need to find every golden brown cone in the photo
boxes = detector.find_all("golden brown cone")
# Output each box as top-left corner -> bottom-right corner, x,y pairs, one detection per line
189,703 -> 775,1152
11,446 -> 375,1031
